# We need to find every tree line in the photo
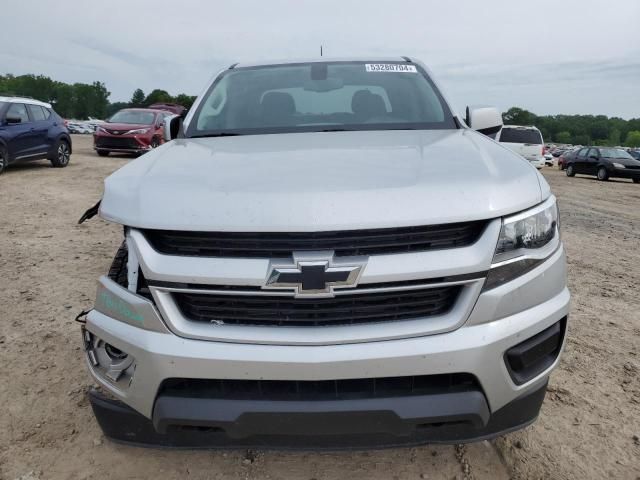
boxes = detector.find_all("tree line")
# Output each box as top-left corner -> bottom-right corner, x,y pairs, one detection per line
503,107 -> 640,148
106,88 -> 196,117
0,73 -> 196,120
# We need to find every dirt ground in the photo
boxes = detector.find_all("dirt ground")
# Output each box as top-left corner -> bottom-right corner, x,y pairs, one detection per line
0,135 -> 638,480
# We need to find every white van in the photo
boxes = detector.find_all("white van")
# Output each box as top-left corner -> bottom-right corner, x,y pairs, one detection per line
496,125 -> 545,168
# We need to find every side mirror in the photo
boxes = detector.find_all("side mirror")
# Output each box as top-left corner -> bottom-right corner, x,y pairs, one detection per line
465,106 -> 503,136
6,116 -> 22,124
163,115 -> 183,141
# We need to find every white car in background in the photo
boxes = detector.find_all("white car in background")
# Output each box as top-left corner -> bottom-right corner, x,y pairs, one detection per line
496,125 -> 545,169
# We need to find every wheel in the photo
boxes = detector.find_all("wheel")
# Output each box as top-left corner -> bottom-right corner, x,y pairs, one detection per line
150,137 -> 160,149
566,164 -> 575,177
51,139 -> 71,168
0,145 -> 6,176
633,178 -> 640,184
97,150 -> 110,157
597,167 -> 609,181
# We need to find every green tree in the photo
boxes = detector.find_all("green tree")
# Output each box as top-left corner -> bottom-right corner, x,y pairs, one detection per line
574,134 -> 591,146
144,89 -> 173,106
608,128 -> 621,146
71,81 -> 110,119
625,131 -> 640,148
502,107 -> 536,126
174,93 -> 197,110
51,83 -> 74,118
555,131 -> 572,144
130,88 -> 145,107
105,102 -> 129,118
91,81 -> 110,118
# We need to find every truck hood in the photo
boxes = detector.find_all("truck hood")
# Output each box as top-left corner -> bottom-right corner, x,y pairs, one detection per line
99,129 -> 547,231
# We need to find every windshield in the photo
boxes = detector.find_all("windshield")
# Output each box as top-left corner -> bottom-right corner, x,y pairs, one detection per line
599,148 -> 633,159
499,127 -> 543,144
108,110 -> 155,125
187,61 -> 456,137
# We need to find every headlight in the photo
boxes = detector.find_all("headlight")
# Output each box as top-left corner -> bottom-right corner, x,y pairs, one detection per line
484,196 -> 560,290
126,128 -> 149,135
96,126 -> 107,134
612,162 -> 625,169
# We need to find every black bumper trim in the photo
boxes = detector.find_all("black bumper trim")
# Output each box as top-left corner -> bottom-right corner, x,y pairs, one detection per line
153,390 -> 489,437
89,381 -> 548,449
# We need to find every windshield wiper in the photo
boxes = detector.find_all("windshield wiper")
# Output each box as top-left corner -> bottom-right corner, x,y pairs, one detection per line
318,126 -> 418,132
191,132 -> 243,138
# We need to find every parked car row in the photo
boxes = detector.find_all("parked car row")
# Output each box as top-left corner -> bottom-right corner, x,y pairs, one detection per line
66,119 -> 104,134
564,146 -> 640,183
0,96 -> 72,175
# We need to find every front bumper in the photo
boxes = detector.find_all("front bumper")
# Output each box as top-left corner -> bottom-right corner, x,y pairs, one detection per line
94,134 -> 152,152
612,168 -> 640,180
88,380 -> 548,449
84,246 -> 569,447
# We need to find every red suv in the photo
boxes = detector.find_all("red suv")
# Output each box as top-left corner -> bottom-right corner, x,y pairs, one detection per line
94,108 -> 171,156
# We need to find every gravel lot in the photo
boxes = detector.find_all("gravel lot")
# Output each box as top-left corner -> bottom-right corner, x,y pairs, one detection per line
0,135 -> 638,480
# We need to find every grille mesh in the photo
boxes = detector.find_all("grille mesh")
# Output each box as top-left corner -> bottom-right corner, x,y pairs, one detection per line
174,285 -> 460,327
143,221 -> 486,258
160,373 -> 480,401
95,137 -> 140,149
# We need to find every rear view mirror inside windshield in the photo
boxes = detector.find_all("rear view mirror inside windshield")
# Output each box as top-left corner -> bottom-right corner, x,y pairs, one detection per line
303,78 -> 344,92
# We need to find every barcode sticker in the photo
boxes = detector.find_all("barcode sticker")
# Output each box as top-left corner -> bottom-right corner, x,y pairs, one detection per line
365,64 -> 417,73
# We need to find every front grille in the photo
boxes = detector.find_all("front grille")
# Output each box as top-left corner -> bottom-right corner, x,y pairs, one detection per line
174,285 -> 460,327
95,137 -> 140,149
159,373 -> 480,401
143,221 -> 486,258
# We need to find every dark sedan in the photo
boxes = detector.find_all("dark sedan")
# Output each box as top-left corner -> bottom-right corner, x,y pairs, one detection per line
565,147 -> 640,183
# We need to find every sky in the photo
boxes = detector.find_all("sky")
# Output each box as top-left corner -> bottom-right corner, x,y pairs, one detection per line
1,0 -> 639,118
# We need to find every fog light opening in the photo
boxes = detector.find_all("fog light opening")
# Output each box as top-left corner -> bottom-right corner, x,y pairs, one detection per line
83,331 -> 135,386
105,343 -> 128,361
505,318 -> 566,385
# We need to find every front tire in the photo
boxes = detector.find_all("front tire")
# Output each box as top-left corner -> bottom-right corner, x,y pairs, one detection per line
97,150 -> 110,157
150,137 -> 160,149
597,167 -> 609,181
0,146 -> 6,175
566,164 -> 575,177
51,139 -> 71,168
633,178 -> 640,184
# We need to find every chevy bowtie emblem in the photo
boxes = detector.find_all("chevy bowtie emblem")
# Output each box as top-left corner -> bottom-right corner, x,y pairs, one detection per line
264,251 -> 367,297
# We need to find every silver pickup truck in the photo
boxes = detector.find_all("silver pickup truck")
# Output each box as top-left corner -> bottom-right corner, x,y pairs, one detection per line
82,58 -> 569,448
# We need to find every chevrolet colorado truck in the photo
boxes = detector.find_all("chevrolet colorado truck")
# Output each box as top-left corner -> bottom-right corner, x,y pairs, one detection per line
81,58 -> 569,448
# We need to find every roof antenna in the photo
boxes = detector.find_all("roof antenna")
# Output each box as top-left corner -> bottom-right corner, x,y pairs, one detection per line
320,45 -> 323,57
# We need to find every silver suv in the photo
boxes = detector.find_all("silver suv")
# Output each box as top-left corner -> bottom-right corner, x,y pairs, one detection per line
82,58 -> 569,448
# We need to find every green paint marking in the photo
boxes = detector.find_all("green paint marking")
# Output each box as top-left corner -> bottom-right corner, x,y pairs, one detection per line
98,291 -> 144,324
